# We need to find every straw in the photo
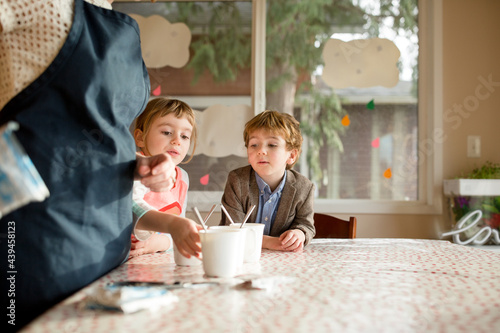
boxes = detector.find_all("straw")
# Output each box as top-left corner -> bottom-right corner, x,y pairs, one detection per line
220,204 -> 236,225
240,205 -> 256,228
204,204 -> 218,224
193,207 -> 208,231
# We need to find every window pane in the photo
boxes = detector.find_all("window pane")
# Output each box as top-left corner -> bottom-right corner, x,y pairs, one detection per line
265,0 -> 419,201
311,103 -> 418,200
114,1 -> 253,199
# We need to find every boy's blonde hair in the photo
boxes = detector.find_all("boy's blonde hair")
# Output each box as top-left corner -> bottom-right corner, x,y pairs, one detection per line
135,98 -> 197,163
244,110 -> 302,169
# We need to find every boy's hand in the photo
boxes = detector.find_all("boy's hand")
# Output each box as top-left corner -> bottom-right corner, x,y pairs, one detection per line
170,218 -> 203,259
262,231 -> 304,252
262,236 -> 285,251
135,153 -> 176,192
129,233 -> 171,258
279,229 -> 305,252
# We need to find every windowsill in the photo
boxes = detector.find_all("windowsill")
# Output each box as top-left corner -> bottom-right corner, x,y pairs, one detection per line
188,192 -> 443,215
314,198 -> 443,215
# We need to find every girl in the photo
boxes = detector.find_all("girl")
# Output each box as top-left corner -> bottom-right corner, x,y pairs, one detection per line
131,98 -> 199,257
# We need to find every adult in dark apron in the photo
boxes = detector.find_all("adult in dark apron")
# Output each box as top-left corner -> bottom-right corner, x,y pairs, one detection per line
0,0 -> 150,328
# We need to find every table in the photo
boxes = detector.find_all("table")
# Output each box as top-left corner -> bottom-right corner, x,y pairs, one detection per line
22,239 -> 500,333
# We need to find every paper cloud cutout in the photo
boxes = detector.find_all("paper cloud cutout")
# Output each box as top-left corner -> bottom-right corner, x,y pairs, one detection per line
130,14 -> 191,68
193,105 -> 253,158
322,38 -> 400,89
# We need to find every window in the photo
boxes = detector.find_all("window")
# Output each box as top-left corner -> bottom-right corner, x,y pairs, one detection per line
310,0 -> 443,214
114,0 -> 442,214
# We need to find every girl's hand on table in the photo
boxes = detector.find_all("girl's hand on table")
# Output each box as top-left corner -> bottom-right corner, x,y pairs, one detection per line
170,217 -> 202,259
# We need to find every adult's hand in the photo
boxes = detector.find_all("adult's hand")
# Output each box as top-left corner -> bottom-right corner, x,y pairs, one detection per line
134,153 -> 176,192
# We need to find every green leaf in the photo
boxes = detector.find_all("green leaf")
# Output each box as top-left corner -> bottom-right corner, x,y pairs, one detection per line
460,161 -> 500,179
494,197 -> 500,210
482,204 -> 500,214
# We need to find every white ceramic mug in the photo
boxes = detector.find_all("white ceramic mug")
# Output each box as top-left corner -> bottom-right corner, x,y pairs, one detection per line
173,243 -> 202,266
208,226 -> 247,267
200,229 -> 245,278
231,223 -> 264,263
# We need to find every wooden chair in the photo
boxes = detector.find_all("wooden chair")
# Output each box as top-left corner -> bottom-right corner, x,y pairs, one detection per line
313,213 -> 357,239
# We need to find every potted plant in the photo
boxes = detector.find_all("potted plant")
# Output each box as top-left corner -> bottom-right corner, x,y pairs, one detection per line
443,161 -> 500,245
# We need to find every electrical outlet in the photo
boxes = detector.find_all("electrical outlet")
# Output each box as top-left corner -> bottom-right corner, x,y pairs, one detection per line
467,136 -> 481,158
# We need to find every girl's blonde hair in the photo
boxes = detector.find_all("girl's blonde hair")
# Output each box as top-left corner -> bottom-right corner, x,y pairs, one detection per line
243,110 -> 303,169
135,98 -> 197,163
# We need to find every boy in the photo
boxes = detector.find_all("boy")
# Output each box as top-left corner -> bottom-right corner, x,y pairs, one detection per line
220,110 -> 315,252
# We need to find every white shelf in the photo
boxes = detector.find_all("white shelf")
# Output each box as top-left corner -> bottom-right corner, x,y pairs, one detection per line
443,179 -> 500,196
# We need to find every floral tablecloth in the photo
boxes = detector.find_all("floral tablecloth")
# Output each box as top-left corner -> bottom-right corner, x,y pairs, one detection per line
22,239 -> 500,333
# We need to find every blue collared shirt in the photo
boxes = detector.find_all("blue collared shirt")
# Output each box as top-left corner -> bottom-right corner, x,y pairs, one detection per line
255,171 -> 287,235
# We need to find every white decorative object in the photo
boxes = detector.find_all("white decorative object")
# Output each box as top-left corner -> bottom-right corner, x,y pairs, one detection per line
443,178 -> 500,246
322,38 -> 400,89
441,210 -> 500,245
130,15 -> 191,69
193,104 -> 253,158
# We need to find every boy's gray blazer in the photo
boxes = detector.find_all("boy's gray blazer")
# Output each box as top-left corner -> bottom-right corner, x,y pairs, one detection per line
220,165 -> 316,245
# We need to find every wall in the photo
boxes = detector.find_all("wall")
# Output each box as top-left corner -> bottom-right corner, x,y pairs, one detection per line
353,0 -> 500,239
442,0 -> 500,179
193,0 -> 500,239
